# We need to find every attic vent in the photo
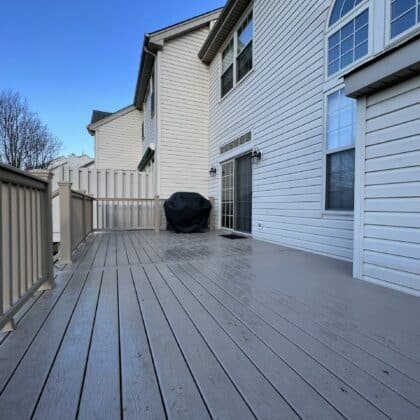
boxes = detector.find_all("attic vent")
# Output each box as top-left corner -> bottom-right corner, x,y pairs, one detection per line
220,132 -> 251,154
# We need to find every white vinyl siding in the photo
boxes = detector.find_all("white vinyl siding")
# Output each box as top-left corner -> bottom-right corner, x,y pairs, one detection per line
358,75 -> 420,294
158,27 -> 211,198
208,0 -> 354,261
94,109 -> 143,170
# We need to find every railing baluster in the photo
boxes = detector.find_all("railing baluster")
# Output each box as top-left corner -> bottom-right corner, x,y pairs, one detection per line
23,187 -> 28,292
0,181 -> 3,317
33,189 -> 38,284
8,184 -> 13,309
16,185 -> 21,298
0,165 -> 54,331
28,188 -> 33,290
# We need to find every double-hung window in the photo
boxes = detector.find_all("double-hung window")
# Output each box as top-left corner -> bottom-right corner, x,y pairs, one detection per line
390,0 -> 420,38
221,40 -> 234,97
221,11 -> 253,97
237,13 -> 253,82
325,88 -> 356,211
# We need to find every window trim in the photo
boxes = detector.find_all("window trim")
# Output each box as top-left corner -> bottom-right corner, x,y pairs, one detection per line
221,39 -> 234,97
322,86 -> 356,215
385,0 -> 420,43
219,5 -> 254,99
325,1 -> 372,80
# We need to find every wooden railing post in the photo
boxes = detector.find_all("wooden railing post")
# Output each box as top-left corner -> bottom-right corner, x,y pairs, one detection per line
209,196 -> 215,231
58,182 -> 72,264
81,191 -> 87,239
30,170 -> 55,290
154,195 -> 160,233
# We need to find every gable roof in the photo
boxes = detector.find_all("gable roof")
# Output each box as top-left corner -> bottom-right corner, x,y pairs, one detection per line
199,0 -> 252,64
90,110 -> 112,125
87,105 -> 137,135
133,8 -> 222,109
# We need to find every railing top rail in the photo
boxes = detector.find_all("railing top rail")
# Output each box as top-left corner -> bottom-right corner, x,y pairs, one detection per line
71,190 -> 94,201
95,197 -> 160,202
0,163 -> 47,190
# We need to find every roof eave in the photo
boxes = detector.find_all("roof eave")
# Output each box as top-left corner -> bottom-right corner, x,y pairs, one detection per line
87,105 -> 138,135
134,9 -> 222,109
133,37 -> 162,110
199,0 -> 252,64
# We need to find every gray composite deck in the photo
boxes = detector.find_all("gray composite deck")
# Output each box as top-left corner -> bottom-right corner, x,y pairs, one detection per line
0,231 -> 419,420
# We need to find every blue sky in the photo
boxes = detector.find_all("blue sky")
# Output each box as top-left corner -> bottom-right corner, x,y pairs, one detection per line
0,0 -> 225,157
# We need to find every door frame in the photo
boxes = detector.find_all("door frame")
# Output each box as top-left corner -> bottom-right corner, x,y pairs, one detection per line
220,151 -> 253,234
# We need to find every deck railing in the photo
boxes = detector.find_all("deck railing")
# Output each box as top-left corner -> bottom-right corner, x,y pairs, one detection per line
94,197 -> 164,231
58,182 -> 94,264
0,164 -> 54,332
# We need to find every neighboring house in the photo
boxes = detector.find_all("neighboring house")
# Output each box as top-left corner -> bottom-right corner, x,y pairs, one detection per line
197,0 -> 420,294
134,8 -> 222,198
87,105 -> 143,170
49,153 -> 94,191
49,153 -> 94,172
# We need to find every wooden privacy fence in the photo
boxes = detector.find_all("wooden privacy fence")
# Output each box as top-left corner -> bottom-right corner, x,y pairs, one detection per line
57,182 -> 94,264
51,166 -> 154,240
0,164 -> 54,332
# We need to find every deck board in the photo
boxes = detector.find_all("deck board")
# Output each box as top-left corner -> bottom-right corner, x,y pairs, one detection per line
156,264 -> 301,420
0,269 -> 89,419
33,270 -> 102,420
182,260 -> 417,419
189,259 -> 420,408
145,264 -> 254,420
78,269 -> 121,420
218,257 -> 420,383
132,265 -> 210,420
0,230 -> 419,419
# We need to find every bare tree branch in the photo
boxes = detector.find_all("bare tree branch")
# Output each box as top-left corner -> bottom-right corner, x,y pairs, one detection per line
0,90 -> 62,169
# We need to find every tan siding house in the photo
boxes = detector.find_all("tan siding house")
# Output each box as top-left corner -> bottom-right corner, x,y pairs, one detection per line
158,28 -> 211,198
88,106 -> 143,170
134,9 -> 221,198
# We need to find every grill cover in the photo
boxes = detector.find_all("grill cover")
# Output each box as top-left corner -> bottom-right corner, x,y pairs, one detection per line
164,192 -> 212,233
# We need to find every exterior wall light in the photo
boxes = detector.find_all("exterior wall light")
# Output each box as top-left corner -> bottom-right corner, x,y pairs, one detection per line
251,147 -> 262,164
209,167 -> 217,177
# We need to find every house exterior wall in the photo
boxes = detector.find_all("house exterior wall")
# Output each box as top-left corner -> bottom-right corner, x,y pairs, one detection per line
158,27 -> 211,199
95,109 -> 143,170
208,0 -> 356,261
354,75 -> 420,295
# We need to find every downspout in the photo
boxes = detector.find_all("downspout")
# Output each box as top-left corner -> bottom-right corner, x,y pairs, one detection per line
144,44 -> 160,198
155,50 -> 162,199
144,45 -> 157,58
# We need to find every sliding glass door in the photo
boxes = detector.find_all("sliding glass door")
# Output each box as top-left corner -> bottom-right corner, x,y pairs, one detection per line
221,153 -> 252,233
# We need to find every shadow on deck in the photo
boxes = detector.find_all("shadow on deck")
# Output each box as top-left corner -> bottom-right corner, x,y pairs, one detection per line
0,231 -> 419,419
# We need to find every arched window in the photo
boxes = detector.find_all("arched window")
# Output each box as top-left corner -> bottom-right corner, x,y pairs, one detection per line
327,0 -> 369,76
329,0 -> 365,26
